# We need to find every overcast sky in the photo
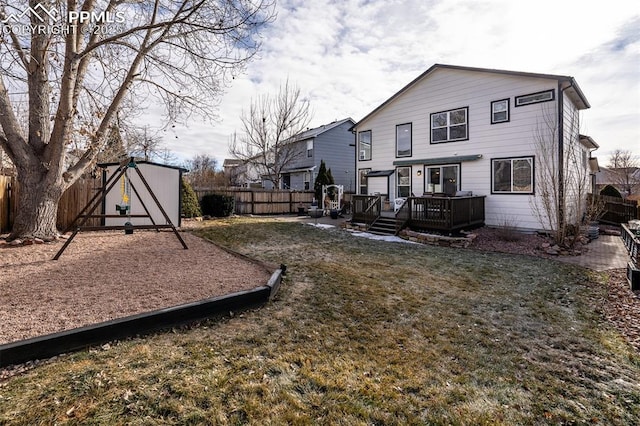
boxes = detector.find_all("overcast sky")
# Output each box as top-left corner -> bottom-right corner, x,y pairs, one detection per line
152,0 -> 639,166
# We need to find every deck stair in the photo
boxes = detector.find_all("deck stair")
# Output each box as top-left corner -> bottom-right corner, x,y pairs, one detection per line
368,215 -> 399,235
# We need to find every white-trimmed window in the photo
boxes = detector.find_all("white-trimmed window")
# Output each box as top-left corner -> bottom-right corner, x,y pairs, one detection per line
425,165 -> 459,194
492,157 -> 534,193
307,140 -> 313,158
359,168 -> 371,195
396,167 -> 411,197
304,172 -> 311,190
431,107 -> 468,143
491,99 -> 509,124
396,123 -> 412,157
358,130 -> 372,160
515,90 -> 554,107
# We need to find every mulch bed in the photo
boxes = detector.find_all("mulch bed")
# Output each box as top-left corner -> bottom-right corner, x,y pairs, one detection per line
604,268 -> 640,352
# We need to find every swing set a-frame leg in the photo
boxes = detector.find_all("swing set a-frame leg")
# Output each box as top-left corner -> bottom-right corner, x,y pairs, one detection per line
133,166 -> 188,250
53,164 -> 129,260
53,159 -> 188,260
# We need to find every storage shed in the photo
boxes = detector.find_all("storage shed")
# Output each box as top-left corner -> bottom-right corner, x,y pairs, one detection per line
100,160 -> 186,228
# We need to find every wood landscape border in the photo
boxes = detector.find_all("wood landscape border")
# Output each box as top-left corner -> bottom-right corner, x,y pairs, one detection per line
0,268 -> 285,368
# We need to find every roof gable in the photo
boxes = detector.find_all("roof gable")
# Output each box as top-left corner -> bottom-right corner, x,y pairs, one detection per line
294,117 -> 355,141
352,64 -> 590,129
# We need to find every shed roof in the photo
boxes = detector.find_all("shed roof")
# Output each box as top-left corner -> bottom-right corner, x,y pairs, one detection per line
98,158 -> 187,172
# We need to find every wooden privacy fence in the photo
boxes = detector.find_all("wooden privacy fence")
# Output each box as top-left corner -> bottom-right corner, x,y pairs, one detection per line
196,188 -> 355,216
56,175 -> 104,229
0,175 -> 16,233
197,189 -> 316,215
0,175 -> 103,233
590,194 -> 639,224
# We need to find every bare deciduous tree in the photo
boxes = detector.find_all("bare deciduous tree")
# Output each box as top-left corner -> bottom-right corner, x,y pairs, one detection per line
607,149 -> 640,198
184,153 -> 222,189
531,103 -> 592,246
0,0 -> 275,240
229,79 -> 312,189
127,126 -> 164,162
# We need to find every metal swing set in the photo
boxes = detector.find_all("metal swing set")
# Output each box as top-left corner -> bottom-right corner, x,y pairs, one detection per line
53,158 -> 188,260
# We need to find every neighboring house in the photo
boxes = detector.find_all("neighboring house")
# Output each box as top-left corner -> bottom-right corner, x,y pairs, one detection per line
595,166 -> 640,200
352,64 -> 599,231
226,118 -> 356,192
222,158 -> 245,186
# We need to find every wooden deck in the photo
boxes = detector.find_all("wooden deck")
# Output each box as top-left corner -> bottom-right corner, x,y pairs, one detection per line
353,195 -> 485,234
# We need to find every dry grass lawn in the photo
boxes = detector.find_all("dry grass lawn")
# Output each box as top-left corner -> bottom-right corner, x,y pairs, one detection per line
0,217 -> 638,425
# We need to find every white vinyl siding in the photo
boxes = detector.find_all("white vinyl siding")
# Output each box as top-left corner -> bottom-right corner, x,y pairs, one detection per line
354,67 -> 571,230
368,176 -> 389,196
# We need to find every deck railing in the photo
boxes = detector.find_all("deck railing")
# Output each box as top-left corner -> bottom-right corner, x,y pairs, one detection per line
401,196 -> 485,232
353,194 -> 485,234
395,198 -> 410,234
621,223 -> 640,266
352,195 -> 381,230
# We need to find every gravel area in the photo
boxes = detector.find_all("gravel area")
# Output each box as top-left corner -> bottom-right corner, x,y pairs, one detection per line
0,230 -> 272,345
1,221 -> 637,382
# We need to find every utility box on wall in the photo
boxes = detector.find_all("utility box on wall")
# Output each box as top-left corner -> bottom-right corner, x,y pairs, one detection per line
100,161 -> 186,228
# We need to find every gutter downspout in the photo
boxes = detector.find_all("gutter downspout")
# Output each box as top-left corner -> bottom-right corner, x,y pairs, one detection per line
558,81 -> 567,233
589,146 -> 599,195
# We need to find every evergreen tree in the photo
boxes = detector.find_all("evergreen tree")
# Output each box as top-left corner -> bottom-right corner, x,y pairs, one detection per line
314,160 -> 331,201
181,177 -> 202,218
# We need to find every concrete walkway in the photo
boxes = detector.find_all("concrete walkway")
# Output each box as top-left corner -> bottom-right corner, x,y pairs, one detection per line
556,235 -> 630,271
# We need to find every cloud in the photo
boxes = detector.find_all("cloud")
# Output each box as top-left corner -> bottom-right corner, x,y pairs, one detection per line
158,0 -> 639,163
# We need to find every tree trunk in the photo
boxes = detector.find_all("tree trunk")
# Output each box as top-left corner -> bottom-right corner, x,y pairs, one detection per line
9,166 -> 64,241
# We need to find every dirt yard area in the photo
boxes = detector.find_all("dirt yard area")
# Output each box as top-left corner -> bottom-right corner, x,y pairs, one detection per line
0,230 -> 273,345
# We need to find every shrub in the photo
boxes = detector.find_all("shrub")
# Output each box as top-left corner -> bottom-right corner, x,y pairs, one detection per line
495,214 -> 522,242
200,194 -> 235,217
180,178 -> 202,218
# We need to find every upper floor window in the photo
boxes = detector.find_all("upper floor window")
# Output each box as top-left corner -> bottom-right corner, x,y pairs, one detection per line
491,99 -> 510,124
396,123 -> 412,157
492,156 -> 534,194
431,107 -> 468,143
358,130 -> 372,161
307,140 -> 313,158
515,89 -> 554,107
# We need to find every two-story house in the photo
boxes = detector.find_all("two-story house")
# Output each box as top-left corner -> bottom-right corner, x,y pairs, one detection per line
352,64 -> 599,232
230,118 -> 356,192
